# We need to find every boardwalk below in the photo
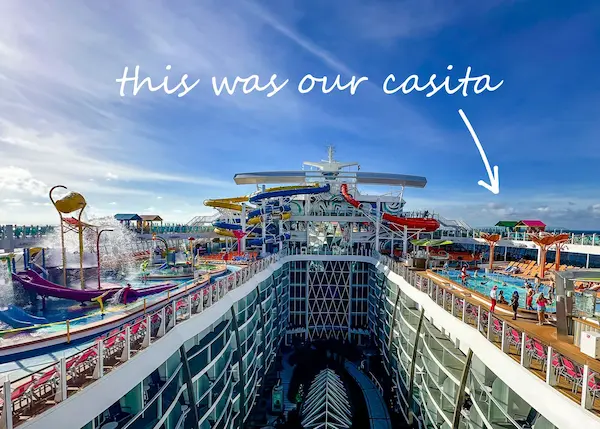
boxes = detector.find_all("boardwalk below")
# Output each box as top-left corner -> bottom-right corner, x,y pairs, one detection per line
344,361 -> 392,429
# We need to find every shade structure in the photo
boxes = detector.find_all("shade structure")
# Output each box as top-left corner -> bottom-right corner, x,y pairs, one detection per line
301,369 -> 352,429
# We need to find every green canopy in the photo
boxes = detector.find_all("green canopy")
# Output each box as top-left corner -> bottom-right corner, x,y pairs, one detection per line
495,220 -> 518,228
410,239 -> 453,247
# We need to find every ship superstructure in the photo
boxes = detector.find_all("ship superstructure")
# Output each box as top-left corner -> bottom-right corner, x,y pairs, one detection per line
0,150 -> 598,429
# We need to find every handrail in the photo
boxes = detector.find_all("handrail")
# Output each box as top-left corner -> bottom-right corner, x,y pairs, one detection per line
435,229 -> 600,248
0,251 -> 283,428
378,254 -> 600,422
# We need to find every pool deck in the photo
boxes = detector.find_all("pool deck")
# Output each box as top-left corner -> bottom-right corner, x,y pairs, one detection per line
427,270 -> 541,320
0,273 -> 211,361
422,269 -> 600,416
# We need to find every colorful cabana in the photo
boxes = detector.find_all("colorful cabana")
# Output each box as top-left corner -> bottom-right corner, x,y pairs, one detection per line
140,215 -> 163,232
114,214 -> 142,228
515,220 -> 546,233
495,220 -> 519,230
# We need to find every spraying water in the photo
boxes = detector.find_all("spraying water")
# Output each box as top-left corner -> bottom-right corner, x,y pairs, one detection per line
37,215 -> 147,284
0,257 -> 13,307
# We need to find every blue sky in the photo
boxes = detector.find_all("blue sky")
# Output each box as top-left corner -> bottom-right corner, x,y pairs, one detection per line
0,0 -> 599,228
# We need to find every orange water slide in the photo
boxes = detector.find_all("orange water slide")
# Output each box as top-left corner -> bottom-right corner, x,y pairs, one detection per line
340,184 -> 440,232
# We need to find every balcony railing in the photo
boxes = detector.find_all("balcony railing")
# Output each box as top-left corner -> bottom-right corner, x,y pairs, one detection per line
434,229 -> 600,247
378,254 -> 600,418
0,252 -> 282,428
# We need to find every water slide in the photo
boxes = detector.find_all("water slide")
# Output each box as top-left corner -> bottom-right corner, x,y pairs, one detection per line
0,305 -> 48,328
12,270 -> 178,303
248,184 -> 330,203
213,222 -> 279,236
340,184 -> 439,232
246,233 -> 291,247
208,184 -> 330,247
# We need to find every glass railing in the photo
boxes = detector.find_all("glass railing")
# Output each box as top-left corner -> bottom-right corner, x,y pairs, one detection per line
435,229 -> 600,247
0,251 -> 283,428
0,224 -> 215,242
150,224 -> 214,234
285,245 -> 374,256
0,225 -> 56,239
378,254 -> 600,418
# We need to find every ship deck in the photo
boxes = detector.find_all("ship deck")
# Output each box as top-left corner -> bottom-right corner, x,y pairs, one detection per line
422,270 -> 600,417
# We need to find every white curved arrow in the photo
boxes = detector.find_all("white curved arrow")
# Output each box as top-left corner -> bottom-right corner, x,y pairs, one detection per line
458,109 -> 500,194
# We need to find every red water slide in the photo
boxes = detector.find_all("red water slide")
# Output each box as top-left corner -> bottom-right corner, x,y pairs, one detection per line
340,184 -> 440,232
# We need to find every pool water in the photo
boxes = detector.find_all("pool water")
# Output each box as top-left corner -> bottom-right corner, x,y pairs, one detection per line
438,270 -> 557,313
13,268 -> 235,327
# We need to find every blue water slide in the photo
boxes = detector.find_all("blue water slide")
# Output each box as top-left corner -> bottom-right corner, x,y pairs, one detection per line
246,233 -> 291,247
213,221 -> 243,231
249,184 -> 330,203
246,204 -> 291,219
0,305 -> 48,328
30,263 -> 49,278
213,222 -> 279,235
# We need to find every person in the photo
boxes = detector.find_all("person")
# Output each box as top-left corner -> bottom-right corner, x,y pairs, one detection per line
497,290 -> 508,305
490,285 -> 498,313
443,261 -> 449,272
510,291 -> 520,320
536,293 -> 550,326
460,265 -> 468,285
525,285 -> 534,310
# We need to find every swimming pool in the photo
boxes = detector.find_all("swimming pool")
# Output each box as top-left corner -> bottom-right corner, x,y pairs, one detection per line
10,268 -> 235,327
437,270 -> 557,312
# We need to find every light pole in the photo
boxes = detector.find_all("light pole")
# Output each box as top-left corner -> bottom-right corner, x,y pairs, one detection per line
96,228 -> 113,289
49,185 -> 68,287
188,237 -> 196,278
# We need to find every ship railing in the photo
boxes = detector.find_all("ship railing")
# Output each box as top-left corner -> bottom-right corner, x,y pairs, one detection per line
437,229 -> 600,247
285,245 -> 374,257
0,225 -> 56,240
378,254 -> 600,417
0,252 -> 282,428
149,224 -> 214,234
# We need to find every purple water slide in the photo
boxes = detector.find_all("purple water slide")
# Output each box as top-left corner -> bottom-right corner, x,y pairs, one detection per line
12,270 -> 178,303
121,282 -> 179,303
12,271 -> 122,302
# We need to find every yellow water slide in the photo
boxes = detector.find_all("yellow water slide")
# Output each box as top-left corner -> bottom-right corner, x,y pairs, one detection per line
203,184 -> 320,211
203,196 -> 248,212
247,212 -> 291,225
214,228 -> 255,238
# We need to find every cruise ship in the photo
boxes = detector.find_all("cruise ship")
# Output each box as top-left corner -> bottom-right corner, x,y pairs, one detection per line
0,149 -> 599,429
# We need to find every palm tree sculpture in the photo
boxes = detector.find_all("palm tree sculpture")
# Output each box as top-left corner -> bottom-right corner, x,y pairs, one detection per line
529,233 -> 571,278
480,233 -> 501,270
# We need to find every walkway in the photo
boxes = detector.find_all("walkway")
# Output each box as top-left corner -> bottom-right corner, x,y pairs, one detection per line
344,361 -> 392,429
280,352 -> 297,413
0,340 -> 95,379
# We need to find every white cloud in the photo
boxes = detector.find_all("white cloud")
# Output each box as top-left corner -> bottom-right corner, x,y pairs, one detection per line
1,198 -> 23,206
0,166 -> 48,197
0,0 -> 312,224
